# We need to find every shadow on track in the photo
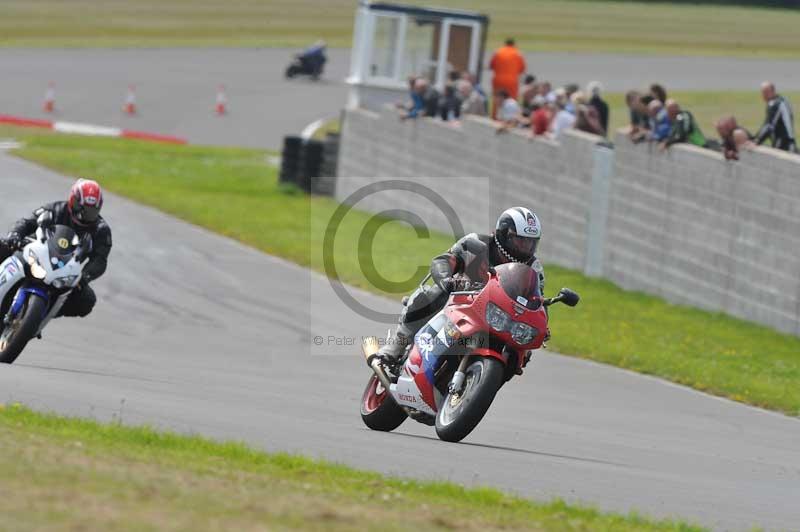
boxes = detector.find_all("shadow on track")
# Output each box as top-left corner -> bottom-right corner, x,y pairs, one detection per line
384,430 -> 628,467
16,363 -> 173,385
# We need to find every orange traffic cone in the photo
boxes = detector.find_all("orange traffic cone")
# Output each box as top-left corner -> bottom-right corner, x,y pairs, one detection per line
123,85 -> 137,115
215,85 -> 227,115
43,82 -> 55,113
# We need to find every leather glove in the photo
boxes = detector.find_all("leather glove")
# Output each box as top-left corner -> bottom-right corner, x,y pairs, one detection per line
438,276 -> 456,292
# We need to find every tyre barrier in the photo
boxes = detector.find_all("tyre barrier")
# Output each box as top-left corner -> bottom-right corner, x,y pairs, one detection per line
279,133 -> 339,196
279,135 -> 303,184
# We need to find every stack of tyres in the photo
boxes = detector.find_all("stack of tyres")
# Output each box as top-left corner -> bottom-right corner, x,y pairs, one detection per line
280,136 -> 303,184
297,140 -> 324,193
314,132 -> 339,196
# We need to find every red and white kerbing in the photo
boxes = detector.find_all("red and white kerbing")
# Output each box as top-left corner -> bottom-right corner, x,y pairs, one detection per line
0,114 -> 187,145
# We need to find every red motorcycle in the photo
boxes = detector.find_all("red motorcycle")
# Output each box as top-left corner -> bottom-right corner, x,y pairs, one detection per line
360,250 -> 579,443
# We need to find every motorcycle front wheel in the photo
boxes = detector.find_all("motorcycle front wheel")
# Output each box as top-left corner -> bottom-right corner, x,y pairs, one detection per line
0,294 -> 46,364
360,374 -> 407,432
435,356 -> 504,442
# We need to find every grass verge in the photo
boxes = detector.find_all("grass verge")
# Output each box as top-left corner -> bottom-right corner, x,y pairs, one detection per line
0,403 -> 702,531
2,122 -> 799,416
1,0 -> 799,58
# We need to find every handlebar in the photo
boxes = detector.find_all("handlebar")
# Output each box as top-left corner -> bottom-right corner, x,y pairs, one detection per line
449,278 -> 485,293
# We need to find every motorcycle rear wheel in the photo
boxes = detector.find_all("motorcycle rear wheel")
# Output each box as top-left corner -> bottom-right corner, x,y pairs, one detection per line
360,374 -> 407,432
0,294 -> 46,364
435,356 -> 504,443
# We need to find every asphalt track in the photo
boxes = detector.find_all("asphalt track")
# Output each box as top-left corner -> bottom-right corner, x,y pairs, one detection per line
2,48 -> 800,148
1,152 -> 799,531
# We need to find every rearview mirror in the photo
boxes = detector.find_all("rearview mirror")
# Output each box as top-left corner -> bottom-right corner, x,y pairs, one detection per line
558,288 -> 580,307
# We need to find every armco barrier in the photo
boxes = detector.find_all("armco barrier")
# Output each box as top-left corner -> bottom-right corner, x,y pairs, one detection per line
336,106 -> 800,336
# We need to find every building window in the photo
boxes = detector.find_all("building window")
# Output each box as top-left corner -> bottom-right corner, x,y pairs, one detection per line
370,15 -> 401,78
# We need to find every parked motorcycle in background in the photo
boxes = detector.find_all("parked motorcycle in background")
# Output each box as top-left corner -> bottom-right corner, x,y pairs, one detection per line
360,254 -> 579,443
0,220 -> 90,364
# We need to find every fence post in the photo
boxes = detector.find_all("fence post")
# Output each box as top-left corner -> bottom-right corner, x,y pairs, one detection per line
584,144 -> 614,277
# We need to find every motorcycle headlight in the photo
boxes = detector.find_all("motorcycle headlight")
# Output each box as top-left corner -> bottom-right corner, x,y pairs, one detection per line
52,276 -> 78,289
510,322 -> 538,345
485,302 -> 511,332
26,253 -> 47,280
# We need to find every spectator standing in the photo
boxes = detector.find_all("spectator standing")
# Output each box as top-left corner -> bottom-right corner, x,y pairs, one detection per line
550,101 -> 576,139
647,100 -> 671,142
650,83 -> 668,103
626,90 -> 649,138
520,85 -> 538,118
439,84 -> 461,122
587,81 -> 609,135
521,74 -> 537,98
539,81 -> 555,102
530,95 -> 550,136
754,81 -> 796,152
489,38 -> 526,118
461,71 -> 488,113
495,89 -> 521,130
457,79 -> 487,117
400,78 -> 438,119
716,116 -> 754,161
661,100 -> 707,149
573,91 -> 606,137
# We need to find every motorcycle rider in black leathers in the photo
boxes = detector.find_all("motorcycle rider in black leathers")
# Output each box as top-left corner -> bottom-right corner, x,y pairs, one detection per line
755,81 -> 796,153
0,178 -> 111,318
378,207 -> 545,363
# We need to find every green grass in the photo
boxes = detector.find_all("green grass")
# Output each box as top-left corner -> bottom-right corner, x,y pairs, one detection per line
0,403 -> 703,531
3,123 -> 800,416
1,0 -> 799,57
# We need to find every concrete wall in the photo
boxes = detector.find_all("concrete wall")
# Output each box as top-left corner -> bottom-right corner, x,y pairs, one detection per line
337,107 -> 800,335
609,134 -> 800,334
337,106 -> 601,272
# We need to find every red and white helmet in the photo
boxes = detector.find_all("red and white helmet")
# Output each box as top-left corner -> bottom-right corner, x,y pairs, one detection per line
67,178 -> 103,226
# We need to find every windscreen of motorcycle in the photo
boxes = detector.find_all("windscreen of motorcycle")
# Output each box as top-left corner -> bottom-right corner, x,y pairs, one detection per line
46,225 -> 79,269
495,262 -> 541,309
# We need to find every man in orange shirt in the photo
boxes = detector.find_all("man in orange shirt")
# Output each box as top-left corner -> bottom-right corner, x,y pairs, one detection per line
489,38 -> 526,119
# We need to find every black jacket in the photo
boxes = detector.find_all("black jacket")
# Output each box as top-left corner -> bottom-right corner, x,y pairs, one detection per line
11,201 -> 112,282
755,95 -> 796,152
430,233 -> 545,295
589,95 -> 609,135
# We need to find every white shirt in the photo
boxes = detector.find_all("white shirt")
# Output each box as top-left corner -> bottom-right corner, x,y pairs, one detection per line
551,110 -> 576,138
498,98 -> 520,122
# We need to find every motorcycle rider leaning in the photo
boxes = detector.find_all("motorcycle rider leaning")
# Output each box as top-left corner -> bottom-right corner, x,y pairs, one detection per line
0,178 -> 111,318
378,206 -> 545,363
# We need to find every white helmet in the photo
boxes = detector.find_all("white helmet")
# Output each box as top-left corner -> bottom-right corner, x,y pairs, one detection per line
494,207 -> 541,263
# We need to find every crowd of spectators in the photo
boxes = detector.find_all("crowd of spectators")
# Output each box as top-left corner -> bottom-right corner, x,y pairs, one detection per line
624,80 -> 796,159
397,37 -> 796,161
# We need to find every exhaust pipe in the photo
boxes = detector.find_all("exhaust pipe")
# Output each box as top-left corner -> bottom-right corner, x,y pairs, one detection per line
362,336 -> 394,393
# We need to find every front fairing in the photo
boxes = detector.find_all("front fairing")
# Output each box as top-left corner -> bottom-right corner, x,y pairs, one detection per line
445,274 -> 549,352
21,234 -> 84,293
